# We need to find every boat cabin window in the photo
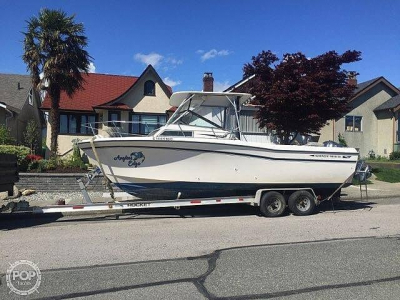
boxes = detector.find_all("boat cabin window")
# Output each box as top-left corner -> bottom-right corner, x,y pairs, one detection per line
160,130 -> 193,137
169,100 -> 226,129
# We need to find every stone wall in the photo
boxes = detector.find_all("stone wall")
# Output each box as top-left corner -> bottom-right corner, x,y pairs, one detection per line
16,173 -> 109,192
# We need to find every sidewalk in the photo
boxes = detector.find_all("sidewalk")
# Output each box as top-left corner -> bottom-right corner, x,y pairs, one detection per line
341,179 -> 400,201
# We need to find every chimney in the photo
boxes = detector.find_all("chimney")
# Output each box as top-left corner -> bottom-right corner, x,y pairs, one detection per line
17,82 -> 21,90
348,71 -> 358,86
203,72 -> 214,92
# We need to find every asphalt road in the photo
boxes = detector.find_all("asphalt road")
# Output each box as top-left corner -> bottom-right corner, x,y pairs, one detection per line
1,198 -> 400,299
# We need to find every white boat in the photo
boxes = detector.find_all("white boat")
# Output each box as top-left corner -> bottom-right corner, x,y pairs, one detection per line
78,91 -> 359,200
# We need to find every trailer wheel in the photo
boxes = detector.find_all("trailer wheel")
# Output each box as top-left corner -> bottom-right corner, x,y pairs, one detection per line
288,190 -> 315,216
260,191 -> 286,217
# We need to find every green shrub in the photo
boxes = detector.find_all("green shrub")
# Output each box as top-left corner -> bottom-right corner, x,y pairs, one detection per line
23,120 -> 40,153
389,151 -> 400,161
63,157 -> 87,170
16,139 -> 88,172
45,158 -> 58,170
63,140 -> 87,170
338,133 -> 347,147
0,145 -> 30,167
27,160 -> 40,171
36,159 -> 47,172
0,125 -> 15,145
29,156 -> 87,173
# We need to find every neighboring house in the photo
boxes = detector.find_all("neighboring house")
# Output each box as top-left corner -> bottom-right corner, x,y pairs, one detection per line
0,73 -> 44,145
41,65 -> 172,157
318,76 -> 400,157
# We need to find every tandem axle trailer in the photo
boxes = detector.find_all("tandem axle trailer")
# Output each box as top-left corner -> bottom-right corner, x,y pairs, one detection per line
32,188 -> 320,217
27,166 -> 338,217
11,160 -> 370,218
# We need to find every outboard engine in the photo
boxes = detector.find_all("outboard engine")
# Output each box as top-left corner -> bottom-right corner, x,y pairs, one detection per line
323,140 -> 344,148
354,160 -> 372,182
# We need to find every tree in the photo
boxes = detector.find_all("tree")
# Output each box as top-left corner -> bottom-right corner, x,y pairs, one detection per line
241,50 -> 361,144
338,133 -> 348,147
22,9 -> 91,156
23,119 -> 40,153
0,125 -> 15,145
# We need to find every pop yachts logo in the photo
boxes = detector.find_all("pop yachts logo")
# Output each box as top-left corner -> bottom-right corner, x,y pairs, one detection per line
114,152 -> 145,167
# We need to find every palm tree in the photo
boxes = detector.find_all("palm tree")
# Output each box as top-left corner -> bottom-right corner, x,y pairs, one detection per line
22,9 -> 91,156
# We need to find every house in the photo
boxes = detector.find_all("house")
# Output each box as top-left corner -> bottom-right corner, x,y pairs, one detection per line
318,76 -> 400,157
0,73 -> 44,146
41,65 -> 172,157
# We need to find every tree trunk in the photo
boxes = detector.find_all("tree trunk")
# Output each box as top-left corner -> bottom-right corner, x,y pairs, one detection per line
49,86 -> 61,158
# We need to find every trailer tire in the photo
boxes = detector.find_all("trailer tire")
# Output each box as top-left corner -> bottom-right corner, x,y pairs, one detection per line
288,190 -> 315,216
260,191 -> 286,217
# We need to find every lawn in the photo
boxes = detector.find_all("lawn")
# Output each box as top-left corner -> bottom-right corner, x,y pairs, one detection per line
372,167 -> 400,183
366,159 -> 400,163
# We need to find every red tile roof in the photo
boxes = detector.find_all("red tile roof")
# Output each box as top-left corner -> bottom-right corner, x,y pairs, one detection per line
41,73 -> 139,111
93,103 -> 131,110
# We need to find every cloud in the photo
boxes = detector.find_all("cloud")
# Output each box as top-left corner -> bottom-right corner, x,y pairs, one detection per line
134,53 -> 183,70
88,62 -> 96,73
134,52 -> 164,66
163,77 -> 182,87
165,57 -> 183,65
199,49 -> 232,62
213,80 -> 231,92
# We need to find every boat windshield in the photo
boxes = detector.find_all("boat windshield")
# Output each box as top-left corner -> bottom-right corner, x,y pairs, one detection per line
168,100 -> 227,129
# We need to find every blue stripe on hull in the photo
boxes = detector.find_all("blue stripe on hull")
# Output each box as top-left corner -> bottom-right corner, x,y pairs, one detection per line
114,182 -> 346,200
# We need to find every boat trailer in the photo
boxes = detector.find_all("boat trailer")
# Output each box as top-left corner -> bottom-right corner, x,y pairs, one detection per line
6,161 -> 371,218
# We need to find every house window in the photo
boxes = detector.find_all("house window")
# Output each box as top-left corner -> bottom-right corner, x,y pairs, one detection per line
345,115 -> 362,132
59,113 -> 97,135
81,115 -> 97,134
144,80 -> 155,96
130,113 -> 167,135
28,89 -> 33,106
108,111 -> 121,127
397,115 -> 400,143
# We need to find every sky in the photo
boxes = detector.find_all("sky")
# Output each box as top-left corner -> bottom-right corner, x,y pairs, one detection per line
1,0 -> 399,91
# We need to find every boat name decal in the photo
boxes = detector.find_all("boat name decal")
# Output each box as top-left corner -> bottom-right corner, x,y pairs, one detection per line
114,151 -> 145,167
310,154 -> 351,159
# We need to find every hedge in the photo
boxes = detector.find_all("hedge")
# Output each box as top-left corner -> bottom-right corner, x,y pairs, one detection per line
0,145 -> 30,165
389,151 -> 400,161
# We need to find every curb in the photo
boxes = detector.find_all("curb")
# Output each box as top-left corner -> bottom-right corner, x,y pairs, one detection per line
340,194 -> 400,201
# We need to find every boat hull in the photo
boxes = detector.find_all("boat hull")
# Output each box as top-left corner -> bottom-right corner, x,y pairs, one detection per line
78,138 -> 359,200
